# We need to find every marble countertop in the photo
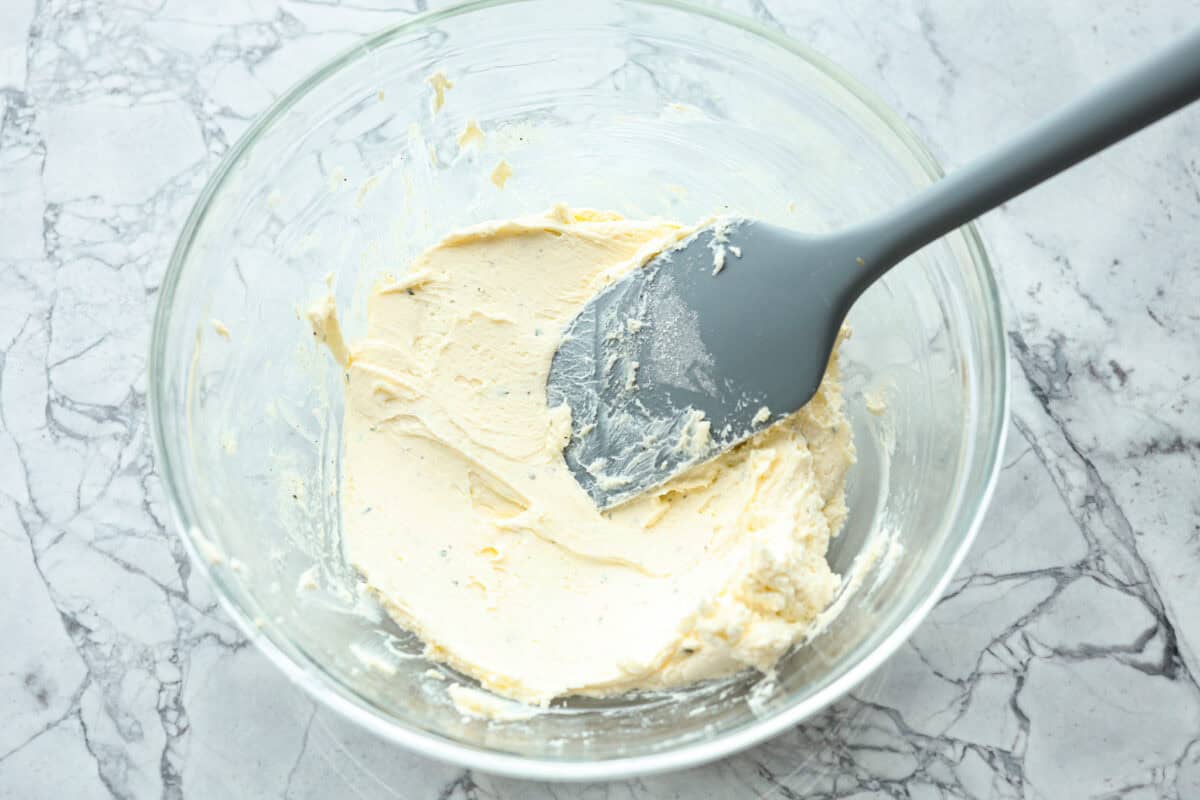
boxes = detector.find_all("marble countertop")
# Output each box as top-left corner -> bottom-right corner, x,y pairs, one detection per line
3,0 -> 1200,797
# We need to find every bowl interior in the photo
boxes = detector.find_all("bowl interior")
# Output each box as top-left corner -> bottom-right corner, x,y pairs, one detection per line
151,0 -> 1005,775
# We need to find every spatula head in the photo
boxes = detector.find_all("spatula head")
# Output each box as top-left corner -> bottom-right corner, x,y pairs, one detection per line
547,219 -> 852,509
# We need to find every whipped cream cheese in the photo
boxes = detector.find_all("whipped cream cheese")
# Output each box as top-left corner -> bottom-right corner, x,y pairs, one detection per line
318,206 -> 855,704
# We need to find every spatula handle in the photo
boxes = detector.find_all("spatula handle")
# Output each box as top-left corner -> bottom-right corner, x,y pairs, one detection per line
853,26 -> 1200,276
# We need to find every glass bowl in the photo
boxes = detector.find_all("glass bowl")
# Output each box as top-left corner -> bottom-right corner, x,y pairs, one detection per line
149,0 -> 1008,781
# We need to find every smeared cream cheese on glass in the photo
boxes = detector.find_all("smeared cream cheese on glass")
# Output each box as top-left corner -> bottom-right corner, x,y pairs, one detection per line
317,206 -> 855,705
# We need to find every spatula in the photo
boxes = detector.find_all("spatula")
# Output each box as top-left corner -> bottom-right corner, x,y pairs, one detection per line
547,28 -> 1200,509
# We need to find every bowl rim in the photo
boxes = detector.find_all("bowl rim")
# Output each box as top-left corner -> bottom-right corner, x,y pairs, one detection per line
149,0 -> 1010,782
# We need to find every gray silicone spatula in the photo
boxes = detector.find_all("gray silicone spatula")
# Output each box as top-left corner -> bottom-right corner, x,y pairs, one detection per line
548,28 -> 1200,510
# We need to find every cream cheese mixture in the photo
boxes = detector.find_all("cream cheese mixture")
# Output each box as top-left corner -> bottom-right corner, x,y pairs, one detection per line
314,206 -> 855,705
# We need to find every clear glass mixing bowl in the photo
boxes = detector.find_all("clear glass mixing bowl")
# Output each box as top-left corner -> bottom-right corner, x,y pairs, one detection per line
149,0 -> 1008,780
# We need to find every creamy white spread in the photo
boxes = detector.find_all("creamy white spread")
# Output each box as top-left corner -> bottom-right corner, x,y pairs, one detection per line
457,119 -> 484,151
490,160 -> 512,189
320,206 -> 854,704
427,71 -> 453,113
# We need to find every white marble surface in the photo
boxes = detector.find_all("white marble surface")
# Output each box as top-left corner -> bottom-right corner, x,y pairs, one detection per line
3,0 -> 1200,797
